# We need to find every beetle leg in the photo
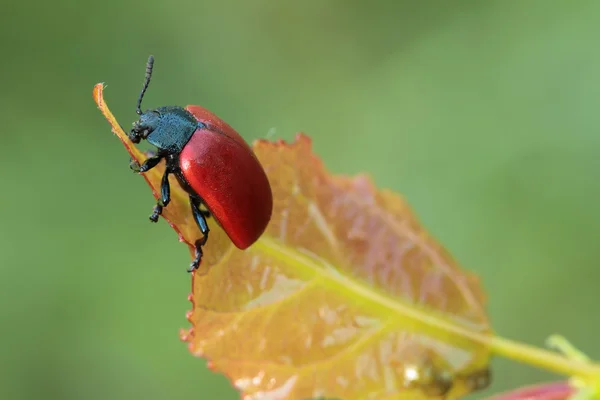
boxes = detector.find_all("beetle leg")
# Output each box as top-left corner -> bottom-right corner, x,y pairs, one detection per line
188,197 -> 210,272
150,169 -> 171,222
136,154 -> 163,173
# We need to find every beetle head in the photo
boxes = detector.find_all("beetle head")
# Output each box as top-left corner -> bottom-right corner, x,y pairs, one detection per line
129,110 -> 160,143
128,56 -> 197,153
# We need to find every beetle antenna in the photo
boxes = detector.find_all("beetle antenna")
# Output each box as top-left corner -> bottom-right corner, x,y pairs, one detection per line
136,55 -> 155,115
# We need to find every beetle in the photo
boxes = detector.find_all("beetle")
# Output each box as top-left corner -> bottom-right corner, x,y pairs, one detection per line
128,55 -> 273,272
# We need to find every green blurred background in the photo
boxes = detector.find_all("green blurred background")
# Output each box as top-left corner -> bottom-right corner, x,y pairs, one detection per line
2,1 -> 600,399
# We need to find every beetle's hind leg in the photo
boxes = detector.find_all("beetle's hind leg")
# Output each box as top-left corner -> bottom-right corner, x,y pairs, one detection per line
188,196 -> 210,272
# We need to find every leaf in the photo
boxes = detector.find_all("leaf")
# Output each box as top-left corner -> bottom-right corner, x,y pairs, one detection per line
483,382 -> 575,400
94,83 -> 493,400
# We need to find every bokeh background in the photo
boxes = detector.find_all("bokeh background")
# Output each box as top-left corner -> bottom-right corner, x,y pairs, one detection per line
2,1 -> 600,399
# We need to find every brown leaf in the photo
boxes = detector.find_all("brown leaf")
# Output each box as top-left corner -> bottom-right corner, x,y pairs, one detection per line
94,83 -> 493,400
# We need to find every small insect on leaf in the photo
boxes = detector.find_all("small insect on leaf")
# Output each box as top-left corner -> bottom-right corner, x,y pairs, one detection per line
94,83 -> 494,400
93,82 -> 254,271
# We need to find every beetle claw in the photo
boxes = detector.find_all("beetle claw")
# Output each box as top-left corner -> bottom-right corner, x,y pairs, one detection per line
150,204 -> 163,222
129,158 -> 141,173
187,239 -> 206,272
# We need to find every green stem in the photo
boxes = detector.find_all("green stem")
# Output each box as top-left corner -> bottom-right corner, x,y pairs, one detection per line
255,237 -> 600,383
487,334 -> 600,382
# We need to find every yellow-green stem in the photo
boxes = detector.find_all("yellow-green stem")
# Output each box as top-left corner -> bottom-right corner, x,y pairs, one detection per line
256,236 -> 600,383
486,334 -> 600,383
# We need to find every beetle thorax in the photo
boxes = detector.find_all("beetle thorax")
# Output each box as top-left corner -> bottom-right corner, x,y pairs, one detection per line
129,106 -> 198,154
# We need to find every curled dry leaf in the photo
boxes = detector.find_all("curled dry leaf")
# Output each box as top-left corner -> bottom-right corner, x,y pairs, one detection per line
94,83 -> 493,400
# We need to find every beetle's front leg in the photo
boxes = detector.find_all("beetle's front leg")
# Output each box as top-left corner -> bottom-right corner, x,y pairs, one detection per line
130,154 -> 163,173
150,168 -> 171,222
128,153 -> 169,222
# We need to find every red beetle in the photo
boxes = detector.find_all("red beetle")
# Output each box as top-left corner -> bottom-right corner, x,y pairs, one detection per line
128,56 -> 273,272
